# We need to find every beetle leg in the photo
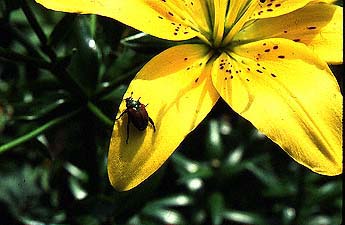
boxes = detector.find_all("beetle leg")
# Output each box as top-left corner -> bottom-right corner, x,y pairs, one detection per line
115,109 -> 128,120
148,117 -> 156,132
126,117 -> 130,144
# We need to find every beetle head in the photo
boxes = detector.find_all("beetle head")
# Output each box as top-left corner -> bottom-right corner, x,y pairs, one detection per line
124,92 -> 141,109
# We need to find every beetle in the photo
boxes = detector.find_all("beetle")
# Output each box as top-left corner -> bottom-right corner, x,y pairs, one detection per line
116,92 -> 156,144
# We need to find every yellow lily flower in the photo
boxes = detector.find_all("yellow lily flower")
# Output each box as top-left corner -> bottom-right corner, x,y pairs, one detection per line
35,0 -> 343,191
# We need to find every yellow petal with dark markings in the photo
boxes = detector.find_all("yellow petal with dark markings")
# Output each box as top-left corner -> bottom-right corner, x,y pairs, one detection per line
108,44 -> 219,191
212,38 -> 342,175
235,3 -> 343,64
251,0 -> 315,19
34,0 -> 199,40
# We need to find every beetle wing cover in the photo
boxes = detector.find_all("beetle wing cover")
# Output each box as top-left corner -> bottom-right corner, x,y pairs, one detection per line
129,107 -> 149,131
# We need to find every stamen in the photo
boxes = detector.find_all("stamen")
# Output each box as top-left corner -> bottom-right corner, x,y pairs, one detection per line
222,0 -> 258,46
212,0 -> 227,47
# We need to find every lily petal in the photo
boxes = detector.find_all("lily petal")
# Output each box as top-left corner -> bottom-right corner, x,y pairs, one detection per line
34,0 -> 198,40
235,3 -> 343,64
108,44 -> 219,191
212,38 -> 342,175
251,0 -> 316,19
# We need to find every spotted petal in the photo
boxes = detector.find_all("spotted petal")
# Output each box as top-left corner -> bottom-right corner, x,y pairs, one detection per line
108,44 -> 219,191
212,38 -> 342,175
250,0 -> 328,19
34,0 -> 200,40
235,2 -> 343,64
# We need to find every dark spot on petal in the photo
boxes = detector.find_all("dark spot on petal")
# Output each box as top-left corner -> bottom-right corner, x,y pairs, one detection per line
195,77 -> 199,82
278,55 -> 285,58
273,45 -> 278,49
271,73 -> 277,77
275,3 -> 281,7
158,16 -> 163,19
293,38 -> 300,42
224,77 -> 228,80
267,8 -> 273,12
184,57 -> 188,61
260,0 -> 266,3
168,12 -> 174,16
264,49 -> 270,52
230,75 -> 234,79
246,78 -> 250,81
284,30 -> 288,33
307,26 -> 317,30
256,69 -> 263,73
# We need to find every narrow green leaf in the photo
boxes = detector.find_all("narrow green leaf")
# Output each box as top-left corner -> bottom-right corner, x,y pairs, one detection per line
47,14 -> 77,48
208,192 -> 224,225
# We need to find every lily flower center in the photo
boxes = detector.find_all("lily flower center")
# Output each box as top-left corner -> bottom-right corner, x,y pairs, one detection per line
157,0 -> 256,49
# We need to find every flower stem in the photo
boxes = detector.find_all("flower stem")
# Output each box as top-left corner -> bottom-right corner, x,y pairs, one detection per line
0,110 -> 80,154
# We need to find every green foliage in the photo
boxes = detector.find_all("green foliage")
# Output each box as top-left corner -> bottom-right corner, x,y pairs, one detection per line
0,1 -> 342,224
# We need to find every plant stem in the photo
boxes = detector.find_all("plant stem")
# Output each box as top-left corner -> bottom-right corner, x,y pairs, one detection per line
21,0 -> 56,61
20,0 -> 88,100
0,110 -> 80,154
0,47 -> 51,69
87,102 -> 114,128
7,24 -> 44,59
